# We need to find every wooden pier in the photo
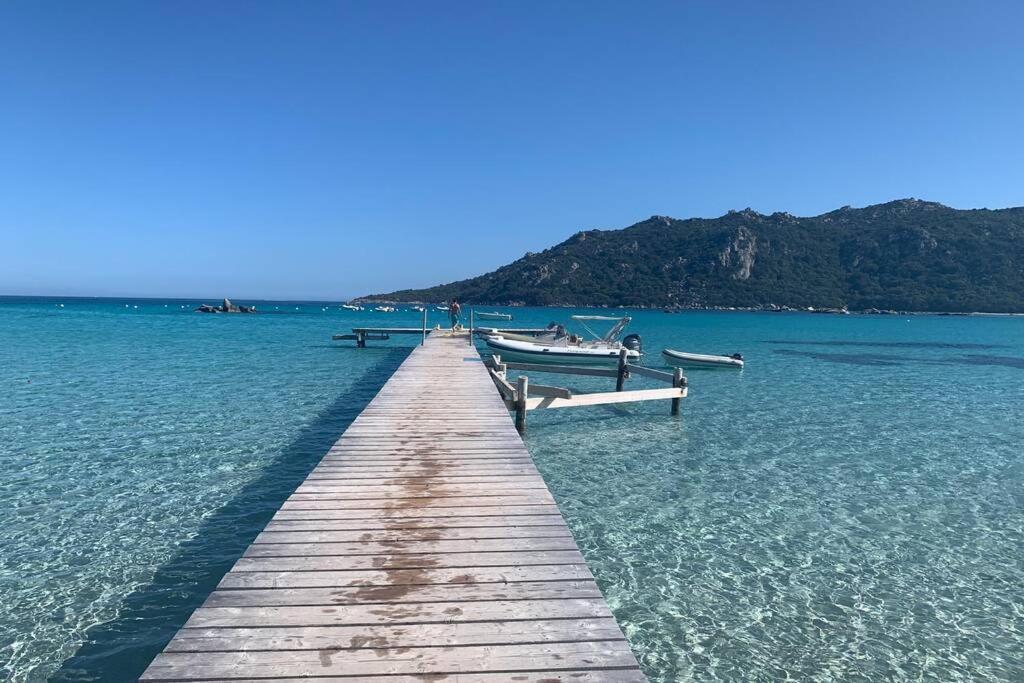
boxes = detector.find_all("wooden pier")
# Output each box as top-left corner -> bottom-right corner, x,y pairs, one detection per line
142,331 -> 646,681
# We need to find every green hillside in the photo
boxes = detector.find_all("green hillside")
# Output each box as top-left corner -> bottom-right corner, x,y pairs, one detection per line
362,199 -> 1024,312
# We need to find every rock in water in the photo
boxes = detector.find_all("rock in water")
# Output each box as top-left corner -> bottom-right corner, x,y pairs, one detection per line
195,298 -> 255,313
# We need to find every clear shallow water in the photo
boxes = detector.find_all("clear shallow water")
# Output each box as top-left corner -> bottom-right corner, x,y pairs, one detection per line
0,298 -> 410,681
1,299 -> 1022,681
516,310 -> 1024,682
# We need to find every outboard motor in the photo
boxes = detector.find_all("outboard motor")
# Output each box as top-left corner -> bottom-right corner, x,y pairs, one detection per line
622,333 -> 643,353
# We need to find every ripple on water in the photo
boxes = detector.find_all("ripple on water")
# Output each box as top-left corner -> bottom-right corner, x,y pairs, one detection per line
2,304 -> 1023,682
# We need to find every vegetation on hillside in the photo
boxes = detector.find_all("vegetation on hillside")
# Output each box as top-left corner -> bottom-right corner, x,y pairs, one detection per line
362,199 -> 1024,312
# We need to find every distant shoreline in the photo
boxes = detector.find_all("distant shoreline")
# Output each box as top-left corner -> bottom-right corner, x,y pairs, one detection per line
3,295 -> 1023,316
353,299 -> 1024,317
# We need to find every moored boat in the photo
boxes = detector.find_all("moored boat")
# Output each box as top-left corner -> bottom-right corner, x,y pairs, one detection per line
484,315 -> 642,366
476,311 -> 513,321
662,348 -> 744,369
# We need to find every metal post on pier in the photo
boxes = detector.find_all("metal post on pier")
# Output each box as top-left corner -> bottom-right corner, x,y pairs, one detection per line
615,348 -> 629,392
469,308 -> 474,345
515,375 -> 528,435
421,307 -> 427,346
671,368 -> 685,415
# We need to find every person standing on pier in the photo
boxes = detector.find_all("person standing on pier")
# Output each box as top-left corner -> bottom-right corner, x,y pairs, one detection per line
449,299 -> 462,330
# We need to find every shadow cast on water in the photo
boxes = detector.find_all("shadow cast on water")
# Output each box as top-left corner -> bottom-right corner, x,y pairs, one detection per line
772,349 -> 907,366
53,347 -> 410,682
763,340 -> 1007,350
773,349 -> 1024,370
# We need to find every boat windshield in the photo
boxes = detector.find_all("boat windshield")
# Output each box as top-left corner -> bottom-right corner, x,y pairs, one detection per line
569,315 -> 631,342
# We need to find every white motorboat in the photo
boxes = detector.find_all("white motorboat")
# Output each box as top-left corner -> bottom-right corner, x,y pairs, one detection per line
341,304 -> 361,311
662,348 -> 744,369
412,305 -> 425,312
436,305 -> 450,312
374,306 -> 395,313
476,311 -> 513,321
484,316 -> 642,366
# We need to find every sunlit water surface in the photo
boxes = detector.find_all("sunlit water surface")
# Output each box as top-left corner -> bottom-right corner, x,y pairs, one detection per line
0,298 -> 1021,681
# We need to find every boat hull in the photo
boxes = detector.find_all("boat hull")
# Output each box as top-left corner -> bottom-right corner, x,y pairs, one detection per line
485,337 -> 640,366
476,312 -> 513,321
662,349 -> 743,369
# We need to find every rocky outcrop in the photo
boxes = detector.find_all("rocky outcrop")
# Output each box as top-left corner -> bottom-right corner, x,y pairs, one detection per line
196,298 -> 256,313
718,227 -> 757,280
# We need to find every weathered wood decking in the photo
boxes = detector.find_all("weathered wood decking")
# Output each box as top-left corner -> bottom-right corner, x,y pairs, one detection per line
142,332 -> 646,681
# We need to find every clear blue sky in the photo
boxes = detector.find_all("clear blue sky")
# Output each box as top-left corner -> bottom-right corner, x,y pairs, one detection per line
2,1 -> 1022,299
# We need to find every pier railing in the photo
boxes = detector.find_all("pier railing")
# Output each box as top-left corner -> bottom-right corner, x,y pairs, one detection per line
487,349 -> 687,434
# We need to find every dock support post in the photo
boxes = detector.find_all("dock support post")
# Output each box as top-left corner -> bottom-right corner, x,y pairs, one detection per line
515,375 -> 528,435
421,308 -> 427,346
615,349 -> 629,392
469,309 -> 474,345
671,368 -> 684,415
357,331 -> 366,348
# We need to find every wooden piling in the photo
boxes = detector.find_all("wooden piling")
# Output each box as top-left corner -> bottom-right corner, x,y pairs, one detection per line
615,348 -> 629,391
515,374 -> 528,435
671,367 -> 684,415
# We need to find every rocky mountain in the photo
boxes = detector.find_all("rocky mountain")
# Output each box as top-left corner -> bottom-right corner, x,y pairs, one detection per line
362,199 -> 1024,312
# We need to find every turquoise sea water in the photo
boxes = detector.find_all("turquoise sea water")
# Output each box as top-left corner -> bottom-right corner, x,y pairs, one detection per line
1,298 -> 1022,681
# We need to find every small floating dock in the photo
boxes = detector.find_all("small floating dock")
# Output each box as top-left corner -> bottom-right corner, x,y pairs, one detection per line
332,327 -> 426,347
142,331 -> 647,681
333,326 -> 553,347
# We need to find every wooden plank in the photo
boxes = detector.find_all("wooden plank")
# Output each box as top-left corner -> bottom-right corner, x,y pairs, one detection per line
243,537 -> 581,558
307,466 -> 540,477
625,362 -> 676,382
182,598 -> 617,628
518,386 -> 686,410
254,526 -> 575,544
293,480 -> 551,493
165,673 -> 646,683
204,580 -> 603,607
264,514 -> 566,530
271,504 -> 564,520
159,674 -> 646,683
527,383 -> 573,399
165,616 -> 618,650
279,494 -> 558,510
144,641 -> 639,679
141,332 -> 645,681
488,367 -> 517,399
217,563 -> 594,589
231,550 -> 588,572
